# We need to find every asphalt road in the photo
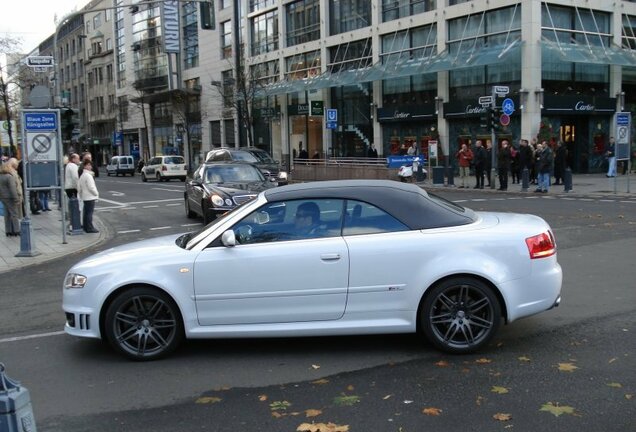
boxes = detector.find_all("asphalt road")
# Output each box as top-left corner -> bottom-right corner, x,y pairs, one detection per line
0,178 -> 634,431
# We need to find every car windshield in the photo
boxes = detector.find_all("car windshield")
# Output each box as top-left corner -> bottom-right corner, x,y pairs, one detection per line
247,150 -> 275,163
165,157 -> 184,165
204,165 -> 263,183
230,151 -> 259,163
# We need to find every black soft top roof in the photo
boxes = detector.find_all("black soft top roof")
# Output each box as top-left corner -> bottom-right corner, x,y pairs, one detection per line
263,180 -> 474,229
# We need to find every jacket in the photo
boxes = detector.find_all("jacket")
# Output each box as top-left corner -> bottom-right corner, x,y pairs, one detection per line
78,171 -> 99,201
455,148 -> 474,168
65,162 -> 79,190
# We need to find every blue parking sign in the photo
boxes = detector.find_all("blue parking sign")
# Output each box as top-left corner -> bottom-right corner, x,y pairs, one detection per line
327,109 -> 337,122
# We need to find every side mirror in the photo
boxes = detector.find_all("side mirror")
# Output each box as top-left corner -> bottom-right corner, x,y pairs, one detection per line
221,230 -> 236,247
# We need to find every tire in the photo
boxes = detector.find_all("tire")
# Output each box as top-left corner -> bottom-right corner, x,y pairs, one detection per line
185,197 -> 196,218
202,201 -> 215,225
104,287 -> 184,361
141,173 -> 147,182
420,277 -> 501,354
156,173 -> 162,182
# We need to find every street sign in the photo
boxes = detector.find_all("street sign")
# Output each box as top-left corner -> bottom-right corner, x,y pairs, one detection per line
24,112 -> 57,131
494,85 -> 509,96
502,98 -> 515,115
326,109 -> 337,122
326,122 -> 337,130
615,112 -> 631,161
26,56 -> 54,68
500,114 -> 511,126
478,96 -> 493,106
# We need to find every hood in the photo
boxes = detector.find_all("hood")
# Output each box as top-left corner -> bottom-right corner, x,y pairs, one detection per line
204,181 -> 272,195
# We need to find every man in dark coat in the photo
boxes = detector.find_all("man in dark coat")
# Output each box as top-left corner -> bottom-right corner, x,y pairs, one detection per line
518,139 -> 534,185
485,141 -> 493,187
553,141 -> 567,185
473,140 -> 487,189
497,139 -> 512,191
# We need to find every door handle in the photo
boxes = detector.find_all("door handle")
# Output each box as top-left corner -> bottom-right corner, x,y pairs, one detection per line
320,253 -> 341,261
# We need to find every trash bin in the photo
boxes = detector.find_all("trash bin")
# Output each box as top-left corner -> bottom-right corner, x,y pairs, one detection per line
432,166 -> 445,185
0,363 -> 38,432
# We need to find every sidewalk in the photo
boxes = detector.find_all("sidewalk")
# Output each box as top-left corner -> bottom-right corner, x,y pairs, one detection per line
0,208 -> 106,275
0,173 -> 633,274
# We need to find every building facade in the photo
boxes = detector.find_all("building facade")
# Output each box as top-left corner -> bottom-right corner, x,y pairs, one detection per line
15,0 -> 636,174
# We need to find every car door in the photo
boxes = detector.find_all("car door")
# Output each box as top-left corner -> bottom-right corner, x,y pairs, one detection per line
193,198 -> 349,325
186,166 -> 205,215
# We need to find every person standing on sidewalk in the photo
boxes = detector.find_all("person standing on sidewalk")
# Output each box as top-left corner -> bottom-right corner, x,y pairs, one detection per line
606,137 -> 616,177
497,139 -> 512,191
0,158 -> 24,237
65,153 -> 80,198
473,140 -> 486,189
518,139 -> 533,186
536,142 -> 554,193
485,141 -> 493,187
553,141 -> 567,185
77,160 -> 99,233
455,143 -> 473,188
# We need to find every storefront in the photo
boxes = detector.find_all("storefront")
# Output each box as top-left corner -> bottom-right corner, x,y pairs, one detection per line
377,104 -> 437,160
540,95 -> 615,173
287,100 -> 324,158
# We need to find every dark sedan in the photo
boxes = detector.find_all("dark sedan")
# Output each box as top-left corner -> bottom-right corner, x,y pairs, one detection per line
185,162 -> 276,224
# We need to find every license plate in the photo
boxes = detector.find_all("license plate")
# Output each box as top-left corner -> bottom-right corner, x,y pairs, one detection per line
171,166 -> 181,171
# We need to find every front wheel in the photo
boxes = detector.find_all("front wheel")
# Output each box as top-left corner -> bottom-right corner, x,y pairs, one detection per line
141,172 -> 147,182
185,197 -> 196,218
104,287 -> 184,361
420,277 -> 501,354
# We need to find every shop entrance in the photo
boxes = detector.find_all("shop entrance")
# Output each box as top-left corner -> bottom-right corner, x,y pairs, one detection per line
559,117 -> 590,173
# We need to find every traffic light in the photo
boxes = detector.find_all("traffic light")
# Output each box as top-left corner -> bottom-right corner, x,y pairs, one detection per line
490,108 -> 499,131
61,108 -> 74,141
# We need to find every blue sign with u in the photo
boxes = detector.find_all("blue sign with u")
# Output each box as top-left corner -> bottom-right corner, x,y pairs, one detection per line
327,109 -> 337,122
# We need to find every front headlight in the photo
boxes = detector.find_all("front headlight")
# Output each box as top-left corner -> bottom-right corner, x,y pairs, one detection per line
278,171 -> 288,180
65,273 -> 87,289
211,194 -> 225,207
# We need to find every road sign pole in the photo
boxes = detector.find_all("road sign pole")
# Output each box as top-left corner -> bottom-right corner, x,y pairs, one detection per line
491,86 -> 497,190
17,110 -> 41,258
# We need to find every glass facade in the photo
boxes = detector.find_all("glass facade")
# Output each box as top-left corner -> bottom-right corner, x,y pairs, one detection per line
382,0 -> 436,23
182,2 -> 199,69
251,10 -> 279,55
131,4 -> 168,91
286,0 -> 321,46
330,0 -> 371,35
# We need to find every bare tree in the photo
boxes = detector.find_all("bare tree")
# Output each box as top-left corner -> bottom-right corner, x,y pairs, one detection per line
211,60 -> 266,149
131,81 -> 151,160
171,88 -> 202,170
0,36 -> 30,155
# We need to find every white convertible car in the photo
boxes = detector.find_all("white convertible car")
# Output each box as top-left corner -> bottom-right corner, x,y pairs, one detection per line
63,180 -> 562,360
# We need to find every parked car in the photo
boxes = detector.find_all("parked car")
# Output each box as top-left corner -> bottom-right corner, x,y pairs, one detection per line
185,161 -> 276,225
141,155 -> 187,182
205,147 -> 288,185
106,155 -> 135,177
62,180 -> 562,361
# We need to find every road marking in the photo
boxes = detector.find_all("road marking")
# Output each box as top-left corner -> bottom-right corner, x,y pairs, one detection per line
99,197 -> 127,206
118,229 -> 141,234
152,188 -> 184,192
143,205 -> 159,208
599,200 -> 615,203
0,330 -> 65,344
181,223 -> 201,227
166,203 -> 181,207
149,226 -> 172,231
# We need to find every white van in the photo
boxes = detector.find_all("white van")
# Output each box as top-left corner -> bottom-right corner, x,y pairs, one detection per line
106,156 -> 135,177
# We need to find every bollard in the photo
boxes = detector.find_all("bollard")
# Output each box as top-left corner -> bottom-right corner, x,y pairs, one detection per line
15,218 -> 41,258
0,363 -> 38,432
521,167 -> 529,192
446,166 -> 455,186
563,167 -> 573,192
68,197 -> 84,235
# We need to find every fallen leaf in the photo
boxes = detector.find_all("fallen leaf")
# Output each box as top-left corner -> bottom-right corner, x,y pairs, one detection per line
195,396 -> 222,404
607,382 -> 622,388
346,385 -> 355,391
258,395 -> 268,402
493,413 -> 512,421
382,394 -> 393,400
476,396 -> 484,406
296,422 -> 349,432
475,358 -> 492,364
608,357 -> 617,364
539,402 -> 577,417
557,362 -> 579,372
290,412 -> 301,416
491,386 -> 509,394
271,412 -> 283,418
312,379 -> 330,385
311,364 -> 321,370
270,401 -> 292,411
518,356 -> 531,362
626,394 -> 634,400
333,395 -> 360,406
422,407 -> 442,416
435,360 -> 450,367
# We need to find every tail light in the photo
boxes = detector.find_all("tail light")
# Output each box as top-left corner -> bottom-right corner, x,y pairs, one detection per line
525,231 -> 556,259
162,165 -> 168,171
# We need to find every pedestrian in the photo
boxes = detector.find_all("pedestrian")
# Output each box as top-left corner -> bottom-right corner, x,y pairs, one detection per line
530,138 -> 538,184
298,142 -> 308,160
497,139 -> 511,191
367,143 -> 378,158
65,153 -> 80,198
510,145 -> 520,184
455,143 -> 473,188
38,189 -> 52,211
553,141 -> 567,185
473,140 -> 486,189
518,139 -> 533,186
536,142 -> 554,193
0,158 -> 24,237
77,160 -> 99,233
407,142 -> 417,156
606,137 -> 616,177
399,143 -> 408,156
485,141 -> 493,187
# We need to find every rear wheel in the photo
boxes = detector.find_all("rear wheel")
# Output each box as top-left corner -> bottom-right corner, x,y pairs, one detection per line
141,172 -> 147,182
420,277 -> 501,354
156,173 -> 161,182
103,287 -> 184,361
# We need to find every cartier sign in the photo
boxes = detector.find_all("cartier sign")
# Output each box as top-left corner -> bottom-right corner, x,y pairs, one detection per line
575,101 -> 594,111
465,105 -> 488,115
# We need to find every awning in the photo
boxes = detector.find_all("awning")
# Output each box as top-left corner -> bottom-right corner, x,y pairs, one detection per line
259,39 -> 522,96
541,38 -> 636,67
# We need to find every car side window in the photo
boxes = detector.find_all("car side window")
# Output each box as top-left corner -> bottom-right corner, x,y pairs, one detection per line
211,151 -> 230,161
343,200 -> 409,236
232,199 -> 345,245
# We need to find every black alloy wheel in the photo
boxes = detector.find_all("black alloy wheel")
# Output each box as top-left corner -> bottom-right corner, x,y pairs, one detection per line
421,277 -> 501,354
104,287 -> 184,361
